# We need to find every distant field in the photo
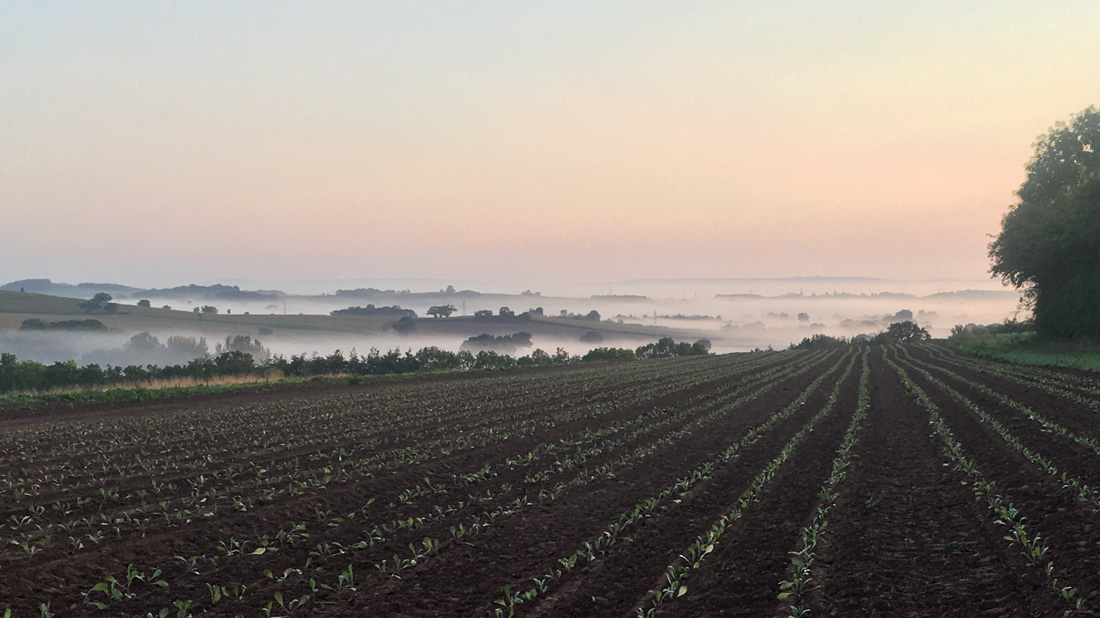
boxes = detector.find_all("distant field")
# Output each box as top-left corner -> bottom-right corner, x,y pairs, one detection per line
0,290 -> 394,336
0,291 -> 700,357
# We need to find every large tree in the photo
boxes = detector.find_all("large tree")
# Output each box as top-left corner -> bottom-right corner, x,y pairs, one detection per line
989,107 -> 1100,340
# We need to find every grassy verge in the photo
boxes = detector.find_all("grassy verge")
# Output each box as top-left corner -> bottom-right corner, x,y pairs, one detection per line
0,374 -> 348,408
947,332 -> 1100,372
0,363 -> 587,410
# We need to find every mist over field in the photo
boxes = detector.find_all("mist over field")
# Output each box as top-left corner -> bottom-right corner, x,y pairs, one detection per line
0,276 -> 1020,366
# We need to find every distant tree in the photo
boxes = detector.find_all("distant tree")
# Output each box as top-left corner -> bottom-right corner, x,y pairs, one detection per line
216,335 -> 269,361
499,306 -> 515,317
585,310 -> 601,321
474,309 -> 493,319
790,334 -> 849,350
893,309 -> 913,322
137,299 -> 151,307
201,305 -> 218,314
20,318 -> 106,331
797,312 -> 809,322
331,305 -> 416,318
636,337 -> 677,359
525,348 -> 553,366
635,337 -> 711,358
582,347 -> 636,362
989,107 -> 1100,340
214,350 -> 254,375
580,331 -> 604,343
393,316 -> 417,333
427,304 -> 457,318
874,321 -> 930,344
75,293 -> 115,314
165,335 -> 208,360
460,332 -> 531,355
124,332 -> 163,355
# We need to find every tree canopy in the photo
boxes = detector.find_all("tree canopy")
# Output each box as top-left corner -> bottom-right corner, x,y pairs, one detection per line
989,107 -> 1100,339
427,304 -> 457,318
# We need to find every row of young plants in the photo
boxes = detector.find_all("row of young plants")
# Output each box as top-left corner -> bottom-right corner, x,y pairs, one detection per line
34,351 -> 787,519
141,354 -> 829,616
630,353 -> 861,617
883,350 -> 1085,614
2,358 -> 721,567
776,350 -> 872,617
926,343 -> 1100,411
0,352 -> 815,616
475,352 -> 855,618
158,351 -> 839,616
1,349 -> 770,490
893,349 -> 1100,506
901,347 -> 1100,459
0,356 -> 716,495
0,388 -> 662,560
0,354 -> 762,549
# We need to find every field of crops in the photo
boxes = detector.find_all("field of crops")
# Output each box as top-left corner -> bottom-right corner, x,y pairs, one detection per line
3,344 -> 1100,617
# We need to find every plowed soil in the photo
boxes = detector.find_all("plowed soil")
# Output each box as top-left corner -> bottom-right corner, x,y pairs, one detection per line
2,345 -> 1099,617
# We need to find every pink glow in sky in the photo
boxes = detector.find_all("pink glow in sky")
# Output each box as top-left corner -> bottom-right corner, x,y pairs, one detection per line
2,2 -> 1099,289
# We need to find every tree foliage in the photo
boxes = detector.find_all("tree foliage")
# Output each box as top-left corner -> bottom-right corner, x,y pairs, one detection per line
634,337 -> 712,359
427,304 -> 457,318
990,107 -> 1100,340
875,321 -> 930,344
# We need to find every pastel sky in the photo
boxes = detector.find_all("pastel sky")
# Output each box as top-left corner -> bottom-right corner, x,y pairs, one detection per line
2,1 -> 1099,289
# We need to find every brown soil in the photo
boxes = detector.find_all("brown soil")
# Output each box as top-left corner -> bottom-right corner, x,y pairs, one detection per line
2,347 -> 1098,617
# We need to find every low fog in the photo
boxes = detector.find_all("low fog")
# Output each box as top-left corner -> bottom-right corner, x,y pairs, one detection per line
0,277 -> 1022,368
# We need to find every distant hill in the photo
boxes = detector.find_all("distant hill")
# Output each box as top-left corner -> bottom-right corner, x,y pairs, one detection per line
136,284 -> 283,300
0,279 -> 142,298
922,289 -> 1020,300
0,280 -> 286,302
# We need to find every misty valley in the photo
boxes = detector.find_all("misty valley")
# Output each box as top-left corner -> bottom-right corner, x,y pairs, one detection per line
0,277 -> 1019,372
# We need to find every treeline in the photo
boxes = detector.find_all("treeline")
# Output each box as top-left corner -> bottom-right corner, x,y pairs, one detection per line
0,337 -> 714,394
19,319 -> 107,332
789,321 -> 931,350
330,304 -> 417,318
949,319 -> 1034,339
459,332 -> 533,355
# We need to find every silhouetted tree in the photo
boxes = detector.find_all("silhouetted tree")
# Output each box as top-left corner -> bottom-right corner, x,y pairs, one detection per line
873,321 -> 930,343
580,331 -> 604,343
427,304 -> 457,318
990,106 -> 1100,339
393,316 -> 417,333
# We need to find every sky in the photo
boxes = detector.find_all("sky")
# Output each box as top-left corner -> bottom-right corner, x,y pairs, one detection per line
2,1 -> 1099,291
